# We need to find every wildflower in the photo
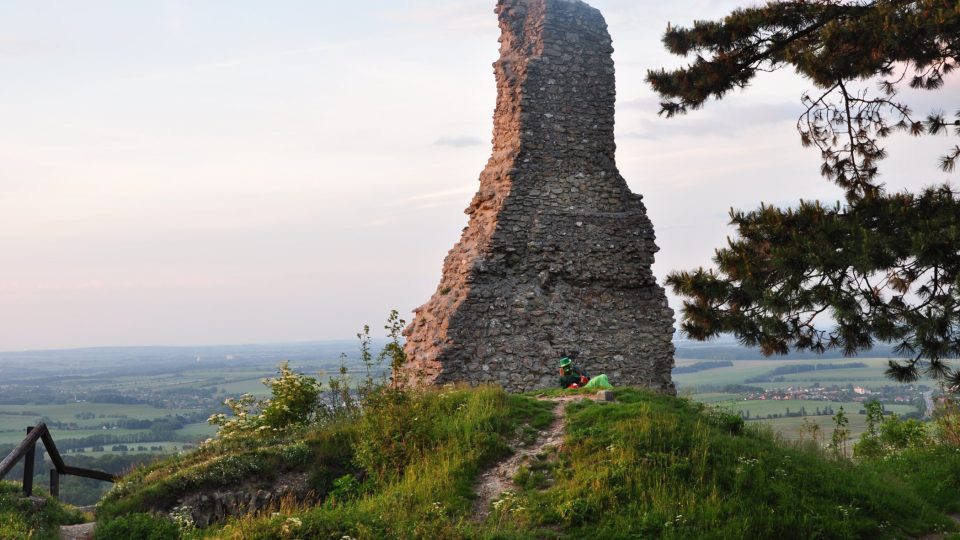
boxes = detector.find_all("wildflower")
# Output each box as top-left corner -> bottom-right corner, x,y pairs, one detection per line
281,516 -> 303,535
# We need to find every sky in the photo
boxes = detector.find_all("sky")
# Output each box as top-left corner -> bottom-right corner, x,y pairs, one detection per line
0,0 -> 954,350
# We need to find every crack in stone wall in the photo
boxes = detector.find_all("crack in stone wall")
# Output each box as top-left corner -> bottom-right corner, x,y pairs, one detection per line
403,0 -> 675,394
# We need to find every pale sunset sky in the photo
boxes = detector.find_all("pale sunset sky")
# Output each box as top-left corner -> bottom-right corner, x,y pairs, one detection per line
1,1 -> 952,350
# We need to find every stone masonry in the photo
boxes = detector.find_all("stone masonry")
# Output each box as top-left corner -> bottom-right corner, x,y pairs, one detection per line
402,0 -> 675,394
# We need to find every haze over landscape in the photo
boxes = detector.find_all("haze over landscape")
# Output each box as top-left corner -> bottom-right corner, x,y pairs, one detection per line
3,0 -> 951,351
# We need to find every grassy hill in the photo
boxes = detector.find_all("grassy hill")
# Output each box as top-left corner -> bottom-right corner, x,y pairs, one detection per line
89,384 -> 960,540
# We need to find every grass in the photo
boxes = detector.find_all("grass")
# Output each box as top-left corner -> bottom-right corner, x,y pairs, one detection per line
0,481 -> 85,539
492,390 -> 957,539
95,386 -> 960,539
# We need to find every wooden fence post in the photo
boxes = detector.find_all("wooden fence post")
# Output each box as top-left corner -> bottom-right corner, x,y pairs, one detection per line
50,469 -> 59,499
23,427 -> 35,497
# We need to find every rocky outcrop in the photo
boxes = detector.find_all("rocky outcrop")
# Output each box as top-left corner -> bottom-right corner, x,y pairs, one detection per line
169,472 -> 311,529
403,0 -> 675,393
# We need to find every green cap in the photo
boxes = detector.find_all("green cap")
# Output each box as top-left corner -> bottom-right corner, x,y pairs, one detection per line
559,357 -> 572,368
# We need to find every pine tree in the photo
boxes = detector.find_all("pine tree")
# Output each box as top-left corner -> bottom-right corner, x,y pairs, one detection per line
649,0 -> 960,387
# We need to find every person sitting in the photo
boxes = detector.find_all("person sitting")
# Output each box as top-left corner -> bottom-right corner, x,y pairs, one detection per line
558,357 -> 590,389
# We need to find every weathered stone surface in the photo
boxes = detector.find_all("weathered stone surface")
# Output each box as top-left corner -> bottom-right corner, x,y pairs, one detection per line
402,0 -> 675,394
171,472 -> 311,529
594,390 -> 615,402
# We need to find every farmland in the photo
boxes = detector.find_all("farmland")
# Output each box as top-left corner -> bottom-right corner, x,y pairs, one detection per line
0,341 -> 384,504
674,357 -> 935,443
0,342 -> 379,448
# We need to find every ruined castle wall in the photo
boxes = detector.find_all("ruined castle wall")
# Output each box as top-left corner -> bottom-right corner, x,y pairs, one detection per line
403,0 -> 675,394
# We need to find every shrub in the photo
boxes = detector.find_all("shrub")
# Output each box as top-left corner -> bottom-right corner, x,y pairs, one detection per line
880,415 -> 930,450
854,400 -> 885,458
934,397 -> 960,447
208,362 -> 324,440
353,388 -> 420,481
856,400 -> 932,460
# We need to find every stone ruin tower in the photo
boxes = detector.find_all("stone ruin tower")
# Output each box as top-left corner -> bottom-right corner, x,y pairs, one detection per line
402,0 -> 675,394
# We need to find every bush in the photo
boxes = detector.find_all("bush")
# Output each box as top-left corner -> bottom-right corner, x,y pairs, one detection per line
93,512 -> 178,540
935,397 -> 960,447
207,362 -> 324,440
857,401 -> 932,459
880,415 -> 930,450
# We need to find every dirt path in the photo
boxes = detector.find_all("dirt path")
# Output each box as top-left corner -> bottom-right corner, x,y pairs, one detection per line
59,522 -> 95,540
473,395 -> 587,520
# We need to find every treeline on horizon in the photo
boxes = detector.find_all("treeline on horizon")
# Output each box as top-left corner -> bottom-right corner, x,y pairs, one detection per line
744,362 -> 870,383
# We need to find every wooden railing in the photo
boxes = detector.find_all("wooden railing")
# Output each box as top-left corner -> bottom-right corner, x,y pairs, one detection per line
0,423 -> 118,499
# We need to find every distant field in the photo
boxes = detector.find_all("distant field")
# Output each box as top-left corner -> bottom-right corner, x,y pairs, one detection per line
0,402 -> 200,425
754,414 -> 876,443
675,356 -> 939,446
673,359 -> 782,387
688,392 -> 741,403
178,422 -> 218,438
0,403 -> 212,446
714,399 -> 917,419
205,368 -> 374,396
0,360 -> 373,449
0,422 -> 218,448
674,357 -> 941,390
0,427 -> 154,446
60,441 -> 193,458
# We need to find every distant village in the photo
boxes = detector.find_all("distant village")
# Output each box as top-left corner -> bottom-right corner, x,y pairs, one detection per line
742,383 -> 926,406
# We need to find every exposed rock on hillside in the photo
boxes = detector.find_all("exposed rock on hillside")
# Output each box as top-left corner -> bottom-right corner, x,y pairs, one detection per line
403,0 -> 675,393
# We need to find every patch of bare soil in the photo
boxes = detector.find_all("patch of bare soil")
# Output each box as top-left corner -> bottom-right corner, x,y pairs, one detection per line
473,394 -> 589,520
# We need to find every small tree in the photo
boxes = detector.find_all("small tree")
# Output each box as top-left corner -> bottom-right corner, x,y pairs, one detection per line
853,400 -> 885,458
829,406 -> 851,458
379,310 -> 408,389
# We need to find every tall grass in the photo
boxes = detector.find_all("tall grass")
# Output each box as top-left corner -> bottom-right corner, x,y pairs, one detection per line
205,386 -> 553,539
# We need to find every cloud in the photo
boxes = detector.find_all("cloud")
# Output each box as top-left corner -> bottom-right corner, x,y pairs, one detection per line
621,101 -> 801,140
619,96 -> 662,111
374,1 -> 491,33
108,41 -> 354,85
434,136 -> 485,148
0,38 -> 54,58
399,185 -> 476,205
